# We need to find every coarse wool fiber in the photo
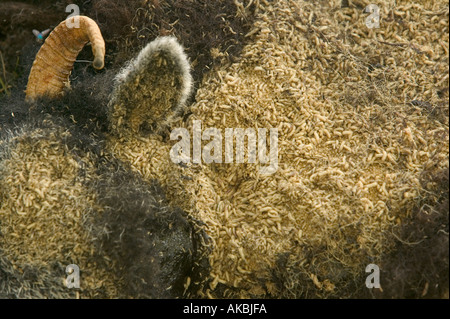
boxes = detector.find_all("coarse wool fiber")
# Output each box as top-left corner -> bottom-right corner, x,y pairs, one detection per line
0,36 -> 210,298
0,122 -> 120,298
0,115 -> 206,298
108,0 -> 449,298
184,0 -> 448,298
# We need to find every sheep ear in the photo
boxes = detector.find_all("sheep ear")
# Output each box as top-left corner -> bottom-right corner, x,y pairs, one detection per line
108,36 -> 193,136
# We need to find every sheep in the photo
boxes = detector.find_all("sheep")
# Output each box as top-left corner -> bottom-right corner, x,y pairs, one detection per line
1,1 -> 448,299
0,16 -> 208,298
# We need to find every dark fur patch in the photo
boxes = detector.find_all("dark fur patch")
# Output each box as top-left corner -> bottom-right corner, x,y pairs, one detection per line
124,0 -> 256,90
376,168 -> 449,298
90,170 -> 206,297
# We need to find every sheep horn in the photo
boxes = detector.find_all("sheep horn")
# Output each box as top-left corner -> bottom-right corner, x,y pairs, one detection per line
25,16 -> 105,101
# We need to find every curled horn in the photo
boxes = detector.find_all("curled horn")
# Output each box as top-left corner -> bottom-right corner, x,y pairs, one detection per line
25,16 -> 105,101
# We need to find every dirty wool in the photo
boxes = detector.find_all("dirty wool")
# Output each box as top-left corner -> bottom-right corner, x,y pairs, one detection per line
0,0 -> 448,299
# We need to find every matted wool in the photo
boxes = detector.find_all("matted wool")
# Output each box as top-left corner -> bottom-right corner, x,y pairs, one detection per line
0,126 -> 121,298
109,0 -> 449,298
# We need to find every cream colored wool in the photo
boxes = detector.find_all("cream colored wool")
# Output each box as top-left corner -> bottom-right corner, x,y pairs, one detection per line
109,0 -> 449,298
0,126 -> 120,298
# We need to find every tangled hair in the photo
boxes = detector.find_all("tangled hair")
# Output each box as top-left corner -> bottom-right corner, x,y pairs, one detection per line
1,0 -> 448,299
121,0 -> 257,84
269,168 -> 449,299
376,168 -> 449,299
0,18 -> 209,297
